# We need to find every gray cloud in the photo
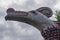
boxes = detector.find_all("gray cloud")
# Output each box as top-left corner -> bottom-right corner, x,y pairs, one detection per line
8,0 -> 57,11
0,21 -> 44,40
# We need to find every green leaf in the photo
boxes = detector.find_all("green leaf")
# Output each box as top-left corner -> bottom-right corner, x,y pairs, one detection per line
55,10 -> 60,21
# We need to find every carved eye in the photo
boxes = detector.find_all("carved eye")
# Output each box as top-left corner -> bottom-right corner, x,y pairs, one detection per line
30,10 -> 37,15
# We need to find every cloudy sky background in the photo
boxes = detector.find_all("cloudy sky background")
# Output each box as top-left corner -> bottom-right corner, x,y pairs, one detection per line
0,0 -> 60,40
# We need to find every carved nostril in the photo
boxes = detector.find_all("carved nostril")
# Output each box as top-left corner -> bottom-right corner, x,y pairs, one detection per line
7,8 -> 15,13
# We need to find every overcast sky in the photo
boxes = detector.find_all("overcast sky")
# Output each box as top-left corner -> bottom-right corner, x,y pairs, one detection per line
0,0 -> 60,40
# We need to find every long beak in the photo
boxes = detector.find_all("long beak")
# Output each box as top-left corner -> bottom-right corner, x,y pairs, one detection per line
5,11 -> 28,20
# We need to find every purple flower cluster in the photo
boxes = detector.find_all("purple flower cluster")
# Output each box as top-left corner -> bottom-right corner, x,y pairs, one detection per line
42,27 -> 60,40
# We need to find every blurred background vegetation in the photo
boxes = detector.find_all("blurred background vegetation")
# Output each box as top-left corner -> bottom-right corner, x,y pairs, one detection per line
55,10 -> 60,21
